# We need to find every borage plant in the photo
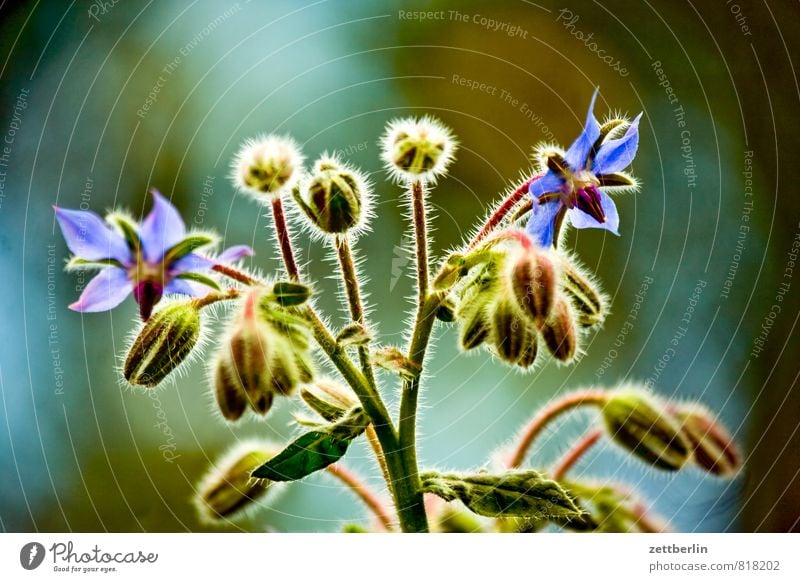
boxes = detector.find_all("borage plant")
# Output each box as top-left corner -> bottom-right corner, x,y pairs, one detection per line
55,89 -> 740,533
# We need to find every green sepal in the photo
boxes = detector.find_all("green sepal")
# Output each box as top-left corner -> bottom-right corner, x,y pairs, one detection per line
163,234 -> 216,264
372,346 -> 420,380
251,407 -> 370,481
336,323 -> 372,348
108,212 -> 141,252
420,470 -> 583,520
176,271 -> 221,291
66,257 -> 125,271
270,281 -> 312,307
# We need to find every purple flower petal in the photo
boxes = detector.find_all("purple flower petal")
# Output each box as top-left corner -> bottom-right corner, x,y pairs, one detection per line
592,113 -> 642,175
566,189 -> 619,235
164,277 -> 210,297
54,207 -> 132,264
526,198 -> 564,247
139,190 -> 187,263
169,252 -> 214,275
528,171 -> 564,200
217,244 -> 254,264
564,88 -> 601,171
69,267 -> 132,312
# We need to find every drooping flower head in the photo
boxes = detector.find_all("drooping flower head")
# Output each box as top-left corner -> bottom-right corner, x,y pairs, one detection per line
526,89 -> 641,247
231,134 -> 305,201
54,190 -> 253,319
380,115 -> 458,184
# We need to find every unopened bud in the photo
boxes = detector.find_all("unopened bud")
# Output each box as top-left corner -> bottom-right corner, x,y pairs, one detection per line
231,135 -> 304,200
510,247 -> 556,324
270,281 -> 312,307
380,116 -> 457,183
124,301 -> 201,387
301,378 -> 358,422
673,406 -> 741,477
294,154 -> 371,235
491,300 -> 527,364
435,296 -> 456,323
456,264 -> 497,351
559,256 -> 605,328
458,301 -> 491,350
515,324 -> 539,369
540,298 -> 578,362
195,441 -> 279,522
602,389 -> 691,471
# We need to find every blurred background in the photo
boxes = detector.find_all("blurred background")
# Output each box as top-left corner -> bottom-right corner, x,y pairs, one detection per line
0,0 -> 798,532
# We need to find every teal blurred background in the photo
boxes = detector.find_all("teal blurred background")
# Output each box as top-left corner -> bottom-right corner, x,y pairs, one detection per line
0,0 -> 798,532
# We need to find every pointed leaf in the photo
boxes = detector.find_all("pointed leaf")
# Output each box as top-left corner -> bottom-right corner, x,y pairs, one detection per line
163,235 -> 216,264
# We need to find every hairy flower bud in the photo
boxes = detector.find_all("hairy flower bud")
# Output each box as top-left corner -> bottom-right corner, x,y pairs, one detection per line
214,287 -> 314,421
124,300 -> 201,387
195,441 -> 280,523
510,246 -> 557,324
491,299 -> 527,364
515,324 -> 540,369
301,378 -> 358,422
673,406 -> 741,477
540,298 -> 578,362
294,154 -> 372,235
559,255 -> 606,328
231,134 -> 304,200
380,116 -> 457,183
602,388 -> 691,471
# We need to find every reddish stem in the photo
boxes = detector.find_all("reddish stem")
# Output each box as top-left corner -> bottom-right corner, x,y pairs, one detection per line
468,174 -> 540,249
271,197 -> 300,280
552,428 -> 603,480
508,389 -> 607,469
211,263 -> 257,286
326,463 -> 395,531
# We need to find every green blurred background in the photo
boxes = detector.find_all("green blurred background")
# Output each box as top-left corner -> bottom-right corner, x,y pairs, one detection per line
0,0 -> 798,532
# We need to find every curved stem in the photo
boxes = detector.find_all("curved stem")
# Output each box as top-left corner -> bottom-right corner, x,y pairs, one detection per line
334,236 -> 391,494
508,389 -> 607,469
551,428 -> 603,480
212,263 -> 257,286
326,463 -> 395,532
468,175 -> 540,249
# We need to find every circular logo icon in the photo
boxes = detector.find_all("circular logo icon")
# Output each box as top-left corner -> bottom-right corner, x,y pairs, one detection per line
20,542 -> 46,570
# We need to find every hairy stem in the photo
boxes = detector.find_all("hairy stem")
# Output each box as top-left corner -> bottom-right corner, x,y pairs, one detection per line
551,428 -> 603,480
192,288 -> 241,308
271,197 -> 300,280
326,463 -> 395,531
508,389 -> 608,469
468,175 -> 539,249
395,179 -> 433,533
334,236 -> 390,495
212,263 -> 257,286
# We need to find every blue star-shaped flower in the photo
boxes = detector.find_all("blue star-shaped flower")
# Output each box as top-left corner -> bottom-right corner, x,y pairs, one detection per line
55,190 -> 253,319
526,89 -> 642,247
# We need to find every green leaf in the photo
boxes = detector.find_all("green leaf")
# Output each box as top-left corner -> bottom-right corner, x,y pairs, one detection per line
163,235 -> 216,264
252,407 -> 370,481
271,281 -> 312,306
420,470 -> 583,520
176,271 -> 221,291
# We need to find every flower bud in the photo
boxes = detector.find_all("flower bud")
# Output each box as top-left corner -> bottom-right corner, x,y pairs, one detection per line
540,298 -> 578,362
491,299 -> 527,364
301,378 -> 358,422
195,441 -> 280,523
214,288 -> 314,420
602,388 -> 691,471
294,154 -> 371,235
231,134 -> 304,200
124,301 -> 201,387
510,247 -> 557,324
456,264 -> 497,351
380,116 -> 457,183
515,324 -> 539,369
559,256 -> 606,328
673,406 -> 741,477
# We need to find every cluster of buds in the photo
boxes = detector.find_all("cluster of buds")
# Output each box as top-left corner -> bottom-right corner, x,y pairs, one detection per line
213,283 -> 315,421
450,229 -> 587,368
599,385 -> 741,476
195,440 -> 280,523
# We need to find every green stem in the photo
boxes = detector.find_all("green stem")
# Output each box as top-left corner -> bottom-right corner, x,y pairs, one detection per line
396,179 -> 433,533
334,236 -> 392,498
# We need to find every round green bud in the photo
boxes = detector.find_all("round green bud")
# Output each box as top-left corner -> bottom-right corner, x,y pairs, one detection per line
380,116 -> 457,184
231,134 -> 304,200
294,154 -> 371,236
